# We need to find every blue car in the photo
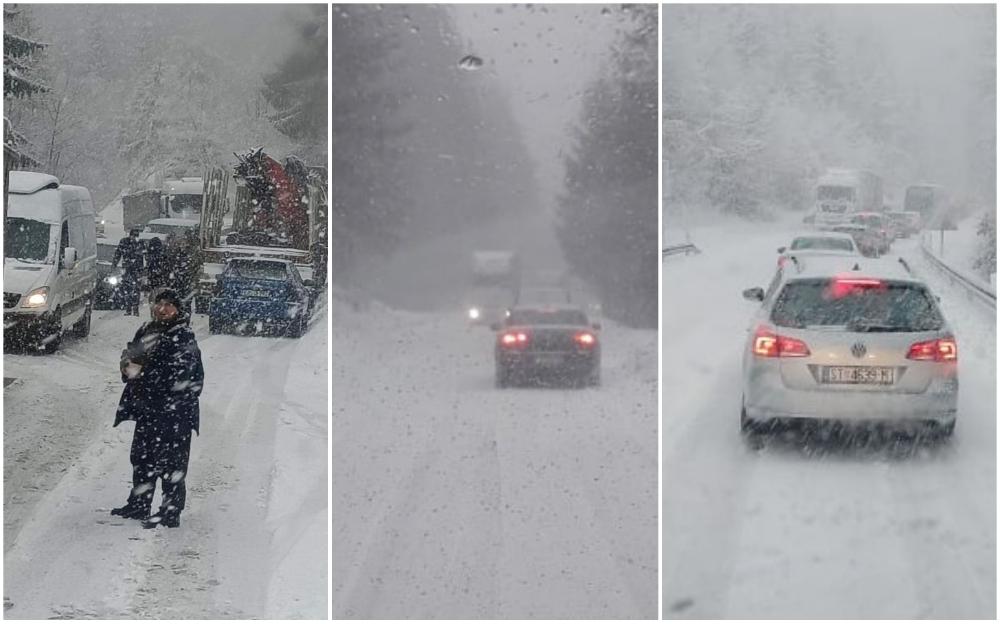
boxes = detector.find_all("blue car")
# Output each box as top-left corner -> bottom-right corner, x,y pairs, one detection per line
209,258 -> 314,337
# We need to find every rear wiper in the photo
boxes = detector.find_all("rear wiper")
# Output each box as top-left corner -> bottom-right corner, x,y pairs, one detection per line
848,323 -> 911,333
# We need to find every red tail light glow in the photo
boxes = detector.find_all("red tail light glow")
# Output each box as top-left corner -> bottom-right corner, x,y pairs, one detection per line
907,337 -> 958,362
828,277 -> 884,298
574,331 -> 596,346
500,331 -> 529,347
752,326 -> 810,357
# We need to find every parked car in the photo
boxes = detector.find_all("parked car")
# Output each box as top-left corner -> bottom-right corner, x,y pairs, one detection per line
492,305 -> 601,388
208,258 -> 315,337
3,171 -> 97,352
740,256 -> 958,441
138,217 -> 200,244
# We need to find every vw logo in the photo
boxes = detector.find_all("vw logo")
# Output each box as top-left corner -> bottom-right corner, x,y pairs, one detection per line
851,342 -> 867,359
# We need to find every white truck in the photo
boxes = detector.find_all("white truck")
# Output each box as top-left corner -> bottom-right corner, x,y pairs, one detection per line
4,171 -> 97,352
464,250 -> 521,326
812,169 -> 883,229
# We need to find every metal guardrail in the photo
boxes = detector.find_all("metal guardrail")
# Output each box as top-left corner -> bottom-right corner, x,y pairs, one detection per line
662,243 -> 701,258
920,242 -> 996,309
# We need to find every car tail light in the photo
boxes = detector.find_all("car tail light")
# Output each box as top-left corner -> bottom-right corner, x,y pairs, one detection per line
500,331 -> 529,347
752,326 -> 810,357
828,277 -> 884,298
907,337 -> 958,362
574,331 -> 596,347
777,256 -> 787,268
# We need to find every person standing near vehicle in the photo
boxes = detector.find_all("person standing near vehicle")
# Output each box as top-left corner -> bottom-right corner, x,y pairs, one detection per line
145,236 -> 166,292
163,232 -> 202,320
112,228 -> 145,315
110,288 -> 204,529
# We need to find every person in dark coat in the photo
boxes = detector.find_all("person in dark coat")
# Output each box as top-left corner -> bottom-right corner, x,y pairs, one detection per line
145,236 -> 166,292
163,233 -> 202,321
111,288 -> 204,529
112,228 -> 145,316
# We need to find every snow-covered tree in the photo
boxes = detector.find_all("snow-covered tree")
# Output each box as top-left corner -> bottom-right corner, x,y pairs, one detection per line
557,5 -> 658,328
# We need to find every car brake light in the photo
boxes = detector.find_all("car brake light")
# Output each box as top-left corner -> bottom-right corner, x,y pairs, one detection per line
777,256 -> 787,268
907,337 -> 957,362
500,331 -> 529,347
574,331 -> 596,346
828,276 -> 884,298
752,326 -> 810,357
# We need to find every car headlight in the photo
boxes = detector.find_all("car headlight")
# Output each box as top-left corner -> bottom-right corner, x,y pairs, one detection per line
107,275 -> 120,286
468,307 -> 481,320
23,287 -> 48,308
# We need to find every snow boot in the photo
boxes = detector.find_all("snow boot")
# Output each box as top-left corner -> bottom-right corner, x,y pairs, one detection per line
142,508 -> 180,529
110,503 -> 149,520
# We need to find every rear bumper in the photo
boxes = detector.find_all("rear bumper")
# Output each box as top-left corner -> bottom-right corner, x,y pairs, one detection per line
497,350 -> 599,373
744,371 -> 958,424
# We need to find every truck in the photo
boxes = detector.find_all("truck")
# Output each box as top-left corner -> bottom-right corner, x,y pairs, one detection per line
464,250 -> 521,326
812,169 -> 883,229
121,175 -> 205,233
194,149 -> 326,314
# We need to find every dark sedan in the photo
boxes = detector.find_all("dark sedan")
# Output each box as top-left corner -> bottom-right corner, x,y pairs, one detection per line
493,305 -> 601,388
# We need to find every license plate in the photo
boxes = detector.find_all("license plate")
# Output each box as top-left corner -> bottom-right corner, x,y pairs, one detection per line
822,366 -> 894,385
240,289 -> 270,299
533,354 -> 564,366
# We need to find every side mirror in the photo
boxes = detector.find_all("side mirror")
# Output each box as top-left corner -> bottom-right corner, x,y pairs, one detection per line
62,247 -> 78,269
777,246 -> 786,254
489,322 -> 501,331
742,287 -> 764,302
591,322 -> 602,330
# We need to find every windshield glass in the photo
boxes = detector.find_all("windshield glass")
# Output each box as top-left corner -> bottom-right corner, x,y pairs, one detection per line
168,194 -> 202,214
790,237 -> 854,252
851,215 -> 883,228
225,261 -> 287,280
771,279 -> 943,331
149,223 -> 194,235
817,185 -> 855,201
508,309 -> 588,325
4,217 -> 53,263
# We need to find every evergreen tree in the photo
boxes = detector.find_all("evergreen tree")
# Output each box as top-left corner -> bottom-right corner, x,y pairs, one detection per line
557,5 -> 658,328
262,4 -> 327,161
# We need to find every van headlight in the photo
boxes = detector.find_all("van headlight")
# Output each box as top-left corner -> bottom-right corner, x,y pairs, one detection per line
107,275 -> 120,286
23,287 -> 48,308
468,307 -> 481,320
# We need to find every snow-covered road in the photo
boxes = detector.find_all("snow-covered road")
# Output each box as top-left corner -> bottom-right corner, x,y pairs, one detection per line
332,294 -> 657,618
3,305 -> 328,618
662,222 -> 996,618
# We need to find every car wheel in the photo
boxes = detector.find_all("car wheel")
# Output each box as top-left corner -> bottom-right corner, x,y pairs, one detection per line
72,299 -> 92,338
587,367 -> 601,387
740,403 -> 764,438
931,419 -> 956,440
287,315 -> 306,338
495,364 -> 509,389
41,309 -> 62,354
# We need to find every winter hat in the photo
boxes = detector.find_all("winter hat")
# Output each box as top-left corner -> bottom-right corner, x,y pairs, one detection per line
153,288 -> 183,309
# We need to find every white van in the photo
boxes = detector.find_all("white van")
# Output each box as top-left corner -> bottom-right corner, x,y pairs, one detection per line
4,171 -> 98,352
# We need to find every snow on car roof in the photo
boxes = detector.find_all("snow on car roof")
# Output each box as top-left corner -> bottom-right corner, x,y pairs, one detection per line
7,171 -> 59,194
789,231 -> 856,242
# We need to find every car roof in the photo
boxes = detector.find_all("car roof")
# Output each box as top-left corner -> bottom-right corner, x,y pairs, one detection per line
782,255 -> 921,284
227,257 -> 294,266
147,218 -> 199,227
510,303 -> 585,313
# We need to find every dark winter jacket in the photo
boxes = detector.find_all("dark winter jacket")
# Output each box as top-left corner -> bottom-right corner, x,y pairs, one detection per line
112,236 -> 145,274
114,318 -> 204,435
146,237 -> 167,289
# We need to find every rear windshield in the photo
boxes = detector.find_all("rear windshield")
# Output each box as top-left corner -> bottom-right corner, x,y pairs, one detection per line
771,279 -> 943,332
508,309 -> 588,326
790,237 -> 854,252
851,215 -> 883,228
225,261 -> 287,281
